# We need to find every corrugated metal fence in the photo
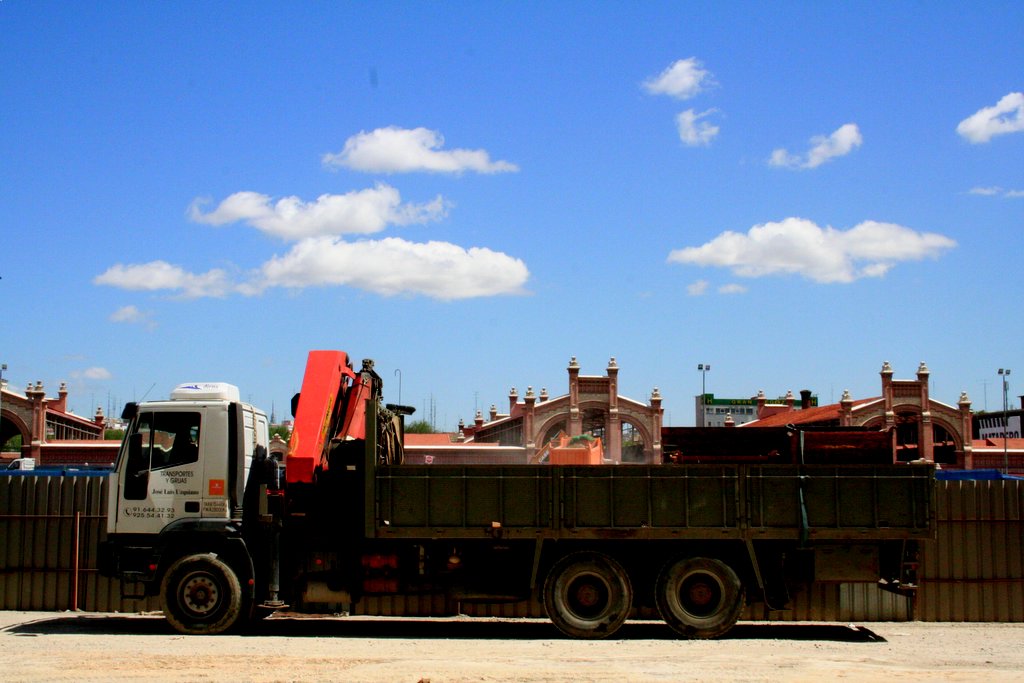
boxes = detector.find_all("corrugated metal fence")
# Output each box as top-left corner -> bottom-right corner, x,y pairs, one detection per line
917,478 -> 1024,621
1,474 -> 1021,621
0,475 -> 159,612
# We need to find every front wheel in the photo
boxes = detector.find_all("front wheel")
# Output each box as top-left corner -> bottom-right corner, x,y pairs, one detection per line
161,553 -> 244,635
543,552 -> 633,639
656,556 -> 744,639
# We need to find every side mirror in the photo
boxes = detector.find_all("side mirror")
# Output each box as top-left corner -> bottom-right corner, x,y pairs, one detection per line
121,402 -> 139,420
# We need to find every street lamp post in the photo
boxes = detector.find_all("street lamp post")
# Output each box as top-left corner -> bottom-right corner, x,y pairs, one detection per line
999,368 -> 1011,474
0,364 -> 6,453
698,363 -> 710,427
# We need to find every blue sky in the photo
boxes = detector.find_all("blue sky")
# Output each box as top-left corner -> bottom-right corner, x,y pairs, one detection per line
2,2 -> 1022,428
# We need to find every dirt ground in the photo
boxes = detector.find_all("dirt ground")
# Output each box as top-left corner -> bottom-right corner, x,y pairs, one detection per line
2,612 -> 1023,682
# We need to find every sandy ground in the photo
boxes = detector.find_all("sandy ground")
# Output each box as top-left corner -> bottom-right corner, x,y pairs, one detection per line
2,612 -> 1023,682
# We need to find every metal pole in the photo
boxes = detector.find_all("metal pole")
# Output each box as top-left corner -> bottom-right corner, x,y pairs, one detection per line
697,364 -> 710,427
72,510 -> 80,611
999,369 -> 1011,474
394,368 -> 402,405
0,364 -> 6,454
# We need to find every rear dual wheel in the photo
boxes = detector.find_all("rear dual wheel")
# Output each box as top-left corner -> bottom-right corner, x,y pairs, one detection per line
544,552 -> 633,639
656,556 -> 744,639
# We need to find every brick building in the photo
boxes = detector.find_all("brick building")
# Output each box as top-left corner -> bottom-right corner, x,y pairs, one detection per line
1,380 -> 119,467
741,362 -> 974,468
405,357 -> 664,464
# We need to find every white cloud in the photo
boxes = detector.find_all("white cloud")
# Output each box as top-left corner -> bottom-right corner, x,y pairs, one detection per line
109,305 -> 144,323
718,283 -> 748,294
769,123 -> 863,169
668,217 -> 956,283
188,184 -> 448,240
322,127 -> 519,174
643,58 -> 714,100
969,186 -> 1024,198
246,236 -> 529,300
99,144 -> 530,301
956,92 -> 1024,143
687,279 -> 709,296
109,305 -> 157,330
94,261 -> 232,298
676,109 -> 720,146
73,367 -> 112,381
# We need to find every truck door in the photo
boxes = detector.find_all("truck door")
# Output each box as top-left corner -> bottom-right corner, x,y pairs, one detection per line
115,409 -> 206,534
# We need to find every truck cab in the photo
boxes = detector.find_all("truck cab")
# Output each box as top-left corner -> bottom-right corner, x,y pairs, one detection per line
108,382 -> 268,535
102,383 -> 270,632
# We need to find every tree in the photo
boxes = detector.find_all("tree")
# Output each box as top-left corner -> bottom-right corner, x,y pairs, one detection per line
405,420 -> 435,434
269,425 -> 292,443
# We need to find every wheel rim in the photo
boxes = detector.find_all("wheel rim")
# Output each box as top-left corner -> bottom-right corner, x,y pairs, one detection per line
565,572 -> 611,619
179,571 -> 221,618
677,571 -> 724,618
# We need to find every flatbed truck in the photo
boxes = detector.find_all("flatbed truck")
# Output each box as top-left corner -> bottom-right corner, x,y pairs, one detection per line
100,350 -> 935,638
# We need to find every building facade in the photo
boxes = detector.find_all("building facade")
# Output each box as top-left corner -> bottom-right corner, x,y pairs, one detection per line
741,362 -> 974,468
406,357 -> 664,464
1,380 -> 117,466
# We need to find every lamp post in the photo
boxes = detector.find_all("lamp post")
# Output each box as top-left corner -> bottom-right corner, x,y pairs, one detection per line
999,368 -> 1011,474
0,364 -> 6,453
698,363 -> 710,427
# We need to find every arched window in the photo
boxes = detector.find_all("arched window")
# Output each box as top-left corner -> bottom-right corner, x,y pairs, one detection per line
933,424 -> 958,464
621,421 -> 646,463
542,420 -> 567,447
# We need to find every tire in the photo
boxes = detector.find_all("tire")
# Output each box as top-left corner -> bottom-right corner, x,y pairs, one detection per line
543,552 -> 632,639
656,556 -> 744,639
161,553 -> 244,635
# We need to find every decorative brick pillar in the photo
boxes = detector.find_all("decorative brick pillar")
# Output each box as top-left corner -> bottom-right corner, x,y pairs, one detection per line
567,357 -> 581,437
881,362 -> 895,429
55,382 -> 68,413
26,381 -> 46,461
649,387 -> 663,464
606,358 -> 621,464
917,362 -> 934,462
524,386 -> 537,461
840,390 -> 853,427
959,392 -> 973,469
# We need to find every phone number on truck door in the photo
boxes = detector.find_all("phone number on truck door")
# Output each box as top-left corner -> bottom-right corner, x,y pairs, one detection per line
121,506 -> 174,519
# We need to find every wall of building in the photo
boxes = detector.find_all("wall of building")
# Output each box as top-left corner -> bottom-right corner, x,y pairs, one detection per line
1,381 -> 106,465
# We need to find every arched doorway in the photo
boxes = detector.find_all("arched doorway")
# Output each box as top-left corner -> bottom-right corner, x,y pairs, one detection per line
1,411 -> 29,455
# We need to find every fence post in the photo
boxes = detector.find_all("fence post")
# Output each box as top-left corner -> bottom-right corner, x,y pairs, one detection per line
72,510 -> 80,611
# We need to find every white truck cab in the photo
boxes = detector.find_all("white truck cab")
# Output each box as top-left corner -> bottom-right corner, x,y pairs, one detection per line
107,383 -> 269,536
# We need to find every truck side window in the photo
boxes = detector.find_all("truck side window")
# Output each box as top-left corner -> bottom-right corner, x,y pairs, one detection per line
123,412 -> 202,500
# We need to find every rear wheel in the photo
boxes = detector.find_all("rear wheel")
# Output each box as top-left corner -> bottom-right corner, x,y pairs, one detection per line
543,552 -> 632,639
161,553 -> 244,635
656,556 -> 744,639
